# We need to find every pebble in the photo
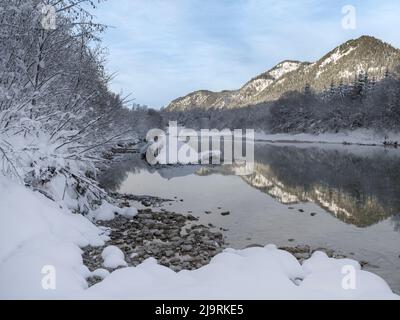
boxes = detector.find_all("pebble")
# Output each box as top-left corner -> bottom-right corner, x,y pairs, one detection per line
83,208 -> 225,279
181,245 -> 193,252
165,250 -> 175,257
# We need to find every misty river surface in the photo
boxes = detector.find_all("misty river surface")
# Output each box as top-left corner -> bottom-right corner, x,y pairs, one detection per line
100,142 -> 400,293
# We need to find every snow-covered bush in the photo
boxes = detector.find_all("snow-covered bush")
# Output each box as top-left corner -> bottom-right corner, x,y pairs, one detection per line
0,0 -> 140,212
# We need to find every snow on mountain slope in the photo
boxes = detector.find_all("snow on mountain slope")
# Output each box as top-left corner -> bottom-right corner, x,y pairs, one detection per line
166,36 -> 400,110
167,60 -> 304,110
269,61 -> 303,79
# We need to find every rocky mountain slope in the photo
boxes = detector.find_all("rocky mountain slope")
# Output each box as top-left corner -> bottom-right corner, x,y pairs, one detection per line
166,36 -> 400,111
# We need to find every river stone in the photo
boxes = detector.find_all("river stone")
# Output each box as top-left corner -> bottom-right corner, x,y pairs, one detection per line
181,245 -> 193,252
165,250 -> 174,257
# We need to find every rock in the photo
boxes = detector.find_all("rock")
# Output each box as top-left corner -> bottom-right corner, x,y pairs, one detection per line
245,243 -> 263,249
181,245 -> 193,252
298,209 -> 304,213
150,247 -> 161,255
221,211 -> 230,216
310,212 -> 317,217
293,253 -> 309,260
83,207 -> 225,282
205,211 -> 212,215
138,213 -> 152,219
165,250 -> 175,257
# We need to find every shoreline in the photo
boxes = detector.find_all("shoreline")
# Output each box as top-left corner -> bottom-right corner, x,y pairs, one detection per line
82,190 -> 382,290
255,130 -> 400,147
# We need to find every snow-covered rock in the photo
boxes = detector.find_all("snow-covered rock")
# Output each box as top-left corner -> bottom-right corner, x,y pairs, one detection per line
91,269 -> 110,280
89,201 -> 138,221
101,246 -> 127,269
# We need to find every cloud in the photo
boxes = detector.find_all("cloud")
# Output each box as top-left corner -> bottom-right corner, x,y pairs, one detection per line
95,0 -> 400,108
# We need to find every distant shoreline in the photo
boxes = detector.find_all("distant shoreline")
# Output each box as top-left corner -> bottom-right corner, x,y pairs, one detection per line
255,130 -> 400,147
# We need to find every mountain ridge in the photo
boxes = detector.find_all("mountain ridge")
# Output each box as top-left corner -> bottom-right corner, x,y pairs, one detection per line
166,36 -> 400,111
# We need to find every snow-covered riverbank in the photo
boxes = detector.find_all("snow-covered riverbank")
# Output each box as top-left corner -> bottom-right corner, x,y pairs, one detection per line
0,177 -> 398,300
256,130 -> 400,146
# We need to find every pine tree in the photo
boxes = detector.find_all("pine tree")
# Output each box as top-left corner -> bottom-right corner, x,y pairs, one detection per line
385,67 -> 390,78
304,83 -> 312,96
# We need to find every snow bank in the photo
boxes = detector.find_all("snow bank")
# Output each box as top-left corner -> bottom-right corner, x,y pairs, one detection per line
256,130 -> 400,146
0,177 -> 107,299
101,246 -> 127,269
0,177 -> 398,300
84,246 -> 398,300
89,201 -> 138,221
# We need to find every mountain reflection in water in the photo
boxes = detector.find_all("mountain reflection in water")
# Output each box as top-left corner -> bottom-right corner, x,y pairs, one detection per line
100,143 -> 400,232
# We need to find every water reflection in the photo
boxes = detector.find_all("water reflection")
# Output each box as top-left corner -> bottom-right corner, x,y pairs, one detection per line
199,144 -> 400,228
100,143 -> 400,231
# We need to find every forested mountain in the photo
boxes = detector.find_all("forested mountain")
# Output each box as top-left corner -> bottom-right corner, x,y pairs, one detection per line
163,70 -> 400,134
166,36 -> 400,111
167,60 -> 306,110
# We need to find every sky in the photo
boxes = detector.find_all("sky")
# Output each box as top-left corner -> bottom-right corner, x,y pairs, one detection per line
94,0 -> 400,109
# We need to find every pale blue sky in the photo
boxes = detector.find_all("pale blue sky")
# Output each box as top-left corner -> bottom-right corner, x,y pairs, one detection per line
94,0 -> 400,108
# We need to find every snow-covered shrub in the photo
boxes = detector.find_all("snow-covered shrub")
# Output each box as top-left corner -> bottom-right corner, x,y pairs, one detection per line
0,0 -> 140,212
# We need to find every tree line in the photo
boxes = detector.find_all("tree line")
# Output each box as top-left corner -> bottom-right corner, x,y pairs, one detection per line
163,69 -> 400,134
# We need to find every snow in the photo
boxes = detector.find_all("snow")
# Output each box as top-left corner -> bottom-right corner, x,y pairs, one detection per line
89,201 -> 138,221
300,252 -> 394,298
84,246 -> 398,300
320,47 -> 356,69
0,177 -> 107,299
255,130 -> 400,146
92,269 -> 111,280
101,246 -> 128,269
154,135 -> 222,165
317,47 -> 356,78
0,176 -> 398,300
242,78 -> 274,94
270,61 -> 302,79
